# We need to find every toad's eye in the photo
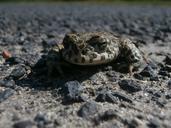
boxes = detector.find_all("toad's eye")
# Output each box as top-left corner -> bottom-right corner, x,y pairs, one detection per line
99,37 -> 108,43
129,54 -> 140,63
99,40 -> 107,45
89,36 -> 107,45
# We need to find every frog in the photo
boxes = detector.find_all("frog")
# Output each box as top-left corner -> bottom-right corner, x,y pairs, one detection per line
46,32 -> 147,76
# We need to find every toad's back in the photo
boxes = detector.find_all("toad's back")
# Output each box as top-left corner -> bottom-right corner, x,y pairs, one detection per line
61,32 -> 121,65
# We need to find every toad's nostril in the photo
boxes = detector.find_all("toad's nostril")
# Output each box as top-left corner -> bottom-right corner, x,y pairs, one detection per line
130,55 -> 134,59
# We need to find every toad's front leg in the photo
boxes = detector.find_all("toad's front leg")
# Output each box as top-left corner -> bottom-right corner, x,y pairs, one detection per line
46,45 -> 65,77
120,38 -> 145,75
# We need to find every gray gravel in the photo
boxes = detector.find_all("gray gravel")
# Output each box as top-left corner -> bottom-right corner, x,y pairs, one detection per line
0,3 -> 171,128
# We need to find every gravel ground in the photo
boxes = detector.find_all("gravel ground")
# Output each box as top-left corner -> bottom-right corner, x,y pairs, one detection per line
0,3 -> 171,128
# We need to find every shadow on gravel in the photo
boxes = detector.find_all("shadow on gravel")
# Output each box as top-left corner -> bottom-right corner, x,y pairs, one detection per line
13,55 -> 131,89
12,56 -> 103,90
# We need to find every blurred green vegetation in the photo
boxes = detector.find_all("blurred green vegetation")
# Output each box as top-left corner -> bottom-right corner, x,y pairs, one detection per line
0,0 -> 169,1
0,0 -> 170,3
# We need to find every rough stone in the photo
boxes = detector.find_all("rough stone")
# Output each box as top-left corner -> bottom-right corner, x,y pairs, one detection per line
140,64 -> 157,78
34,112 -> 52,126
0,88 -> 14,103
162,65 -> 171,72
93,109 -> 119,125
78,101 -> 100,119
156,98 -> 167,108
158,70 -> 170,77
95,91 -> 117,103
111,92 -> 133,103
167,80 -> 171,89
118,79 -> 142,93
6,57 -> 25,65
10,65 -> 27,80
124,118 -> 144,128
13,120 -> 36,128
133,73 -> 144,80
164,55 -> 171,65
63,81 -> 86,103
147,118 -> 161,128
165,93 -> 171,99
0,79 -> 15,88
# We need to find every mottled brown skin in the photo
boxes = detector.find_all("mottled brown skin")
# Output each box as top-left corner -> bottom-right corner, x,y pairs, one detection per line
47,32 -> 145,76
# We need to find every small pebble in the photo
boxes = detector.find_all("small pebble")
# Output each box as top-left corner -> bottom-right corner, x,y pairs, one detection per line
93,109 -> 119,125
156,98 -> 167,107
118,79 -> 142,93
165,93 -> 171,99
13,120 -> 36,128
0,79 -> 15,88
124,118 -> 143,128
10,65 -> 27,80
95,91 -> 117,103
78,101 -> 100,119
6,57 -> 25,65
150,76 -> 159,81
34,112 -> 51,125
164,65 -> 171,72
111,92 -> 133,103
2,50 -> 12,59
0,88 -> 14,103
164,55 -> 171,65
147,118 -> 161,128
133,73 -> 144,80
168,80 -> 171,89
158,70 -> 170,77
140,64 -> 157,78
63,81 -> 86,103
0,55 -> 5,64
